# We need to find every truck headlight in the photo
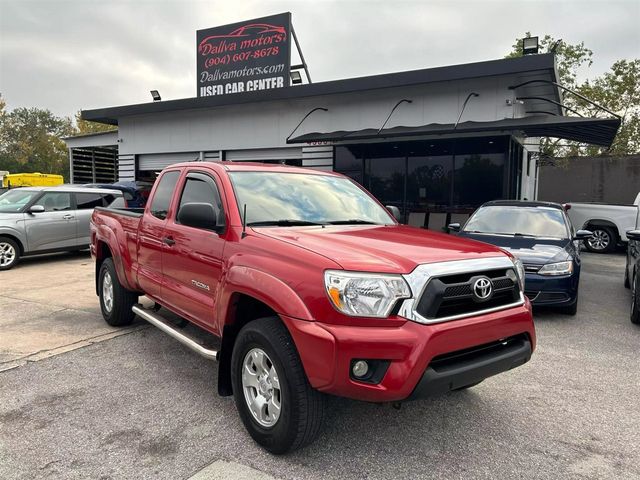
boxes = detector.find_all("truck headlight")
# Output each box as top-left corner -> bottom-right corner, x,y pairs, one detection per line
538,261 -> 573,276
324,270 -> 411,317
511,258 -> 526,291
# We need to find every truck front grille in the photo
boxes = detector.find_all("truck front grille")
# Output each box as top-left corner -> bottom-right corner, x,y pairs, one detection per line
415,268 -> 521,321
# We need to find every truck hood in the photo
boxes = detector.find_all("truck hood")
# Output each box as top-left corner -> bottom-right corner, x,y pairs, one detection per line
458,232 -> 571,265
254,224 -> 507,273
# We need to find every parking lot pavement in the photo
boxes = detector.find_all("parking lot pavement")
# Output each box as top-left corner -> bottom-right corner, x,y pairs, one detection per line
0,252 -> 145,371
1,252 -> 639,480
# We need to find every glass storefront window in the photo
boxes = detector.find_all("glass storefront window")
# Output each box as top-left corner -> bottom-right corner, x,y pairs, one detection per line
334,136 -> 516,228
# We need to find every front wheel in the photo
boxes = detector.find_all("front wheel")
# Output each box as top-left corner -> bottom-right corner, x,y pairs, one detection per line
0,237 -> 20,270
631,272 -> 640,325
585,227 -> 617,253
231,317 -> 325,454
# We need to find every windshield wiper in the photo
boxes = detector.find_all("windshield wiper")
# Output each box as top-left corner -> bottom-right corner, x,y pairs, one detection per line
326,219 -> 379,225
247,219 -> 328,227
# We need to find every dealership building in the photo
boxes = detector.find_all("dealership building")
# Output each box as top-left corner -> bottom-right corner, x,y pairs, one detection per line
69,51 -> 619,230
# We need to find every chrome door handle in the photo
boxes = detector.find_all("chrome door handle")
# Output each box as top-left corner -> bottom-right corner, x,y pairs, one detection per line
63,214 -> 74,219
162,236 -> 175,246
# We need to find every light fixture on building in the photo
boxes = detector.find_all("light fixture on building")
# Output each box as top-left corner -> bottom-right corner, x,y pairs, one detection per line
522,36 -> 539,55
150,90 -> 162,101
290,70 -> 303,85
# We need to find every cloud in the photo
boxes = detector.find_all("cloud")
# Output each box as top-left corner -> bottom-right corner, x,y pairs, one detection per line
0,0 -> 638,118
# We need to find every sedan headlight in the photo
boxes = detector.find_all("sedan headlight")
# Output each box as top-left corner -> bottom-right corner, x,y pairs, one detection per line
324,270 -> 411,317
511,258 -> 526,291
538,261 -> 573,276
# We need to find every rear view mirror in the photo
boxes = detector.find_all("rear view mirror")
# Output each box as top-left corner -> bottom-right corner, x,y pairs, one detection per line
386,205 -> 402,223
448,223 -> 461,233
627,230 -> 640,241
574,229 -> 593,241
29,205 -> 45,213
177,202 -> 222,232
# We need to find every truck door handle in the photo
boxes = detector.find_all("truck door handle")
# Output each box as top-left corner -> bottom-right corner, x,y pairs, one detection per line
162,236 -> 175,246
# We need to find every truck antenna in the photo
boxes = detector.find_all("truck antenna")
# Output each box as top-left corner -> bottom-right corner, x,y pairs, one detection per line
241,204 -> 247,239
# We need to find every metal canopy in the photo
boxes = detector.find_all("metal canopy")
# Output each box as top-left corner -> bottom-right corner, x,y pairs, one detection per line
286,115 -> 621,147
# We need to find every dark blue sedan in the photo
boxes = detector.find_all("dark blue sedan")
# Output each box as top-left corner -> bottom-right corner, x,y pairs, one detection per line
450,201 -> 592,315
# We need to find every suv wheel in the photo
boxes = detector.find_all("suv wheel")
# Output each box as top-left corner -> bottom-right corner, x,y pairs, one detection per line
631,272 -> 640,325
585,227 -> 616,253
231,317 -> 325,454
0,237 -> 20,270
99,258 -> 138,326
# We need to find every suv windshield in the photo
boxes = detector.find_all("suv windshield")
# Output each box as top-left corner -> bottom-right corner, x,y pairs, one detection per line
463,205 -> 569,239
229,172 -> 394,226
0,189 -> 40,213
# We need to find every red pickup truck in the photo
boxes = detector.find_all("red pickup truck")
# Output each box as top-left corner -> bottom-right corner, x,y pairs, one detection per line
90,162 -> 535,453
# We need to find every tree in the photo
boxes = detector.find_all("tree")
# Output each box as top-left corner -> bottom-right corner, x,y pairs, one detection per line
0,95 -> 75,180
506,34 -> 640,157
74,110 -> 116,135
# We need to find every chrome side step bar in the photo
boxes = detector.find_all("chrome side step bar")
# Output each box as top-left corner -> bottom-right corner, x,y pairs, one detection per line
132,305 -> 218,361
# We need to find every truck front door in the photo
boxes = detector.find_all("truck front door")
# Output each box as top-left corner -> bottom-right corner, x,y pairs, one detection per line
137,170 -> 181,301
160,170 -> 226,331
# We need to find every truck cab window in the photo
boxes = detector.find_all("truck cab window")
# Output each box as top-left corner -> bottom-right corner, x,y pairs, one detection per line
177,172 -> 225,228
149,171 -> 180,219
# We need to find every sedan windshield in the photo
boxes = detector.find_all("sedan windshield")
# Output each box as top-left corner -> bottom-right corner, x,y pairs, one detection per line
463,205 -> 569,239
0,189 -> 40,213
229,172 -> 394,226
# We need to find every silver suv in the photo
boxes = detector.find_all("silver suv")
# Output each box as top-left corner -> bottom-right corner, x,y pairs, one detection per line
0,186 -> 122,270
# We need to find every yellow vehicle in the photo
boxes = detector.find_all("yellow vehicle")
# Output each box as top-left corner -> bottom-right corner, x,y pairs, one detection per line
1,172 -> 64,188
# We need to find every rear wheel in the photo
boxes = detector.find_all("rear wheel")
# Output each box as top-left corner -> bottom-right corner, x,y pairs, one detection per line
585,226 -> 617,253
99,258 -> 138,326
0,237 -> 20,270
231,317 -> 325,454
624,258 -> 631,289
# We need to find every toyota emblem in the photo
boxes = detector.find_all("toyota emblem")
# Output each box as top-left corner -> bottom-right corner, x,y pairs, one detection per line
472,277 -> 493,301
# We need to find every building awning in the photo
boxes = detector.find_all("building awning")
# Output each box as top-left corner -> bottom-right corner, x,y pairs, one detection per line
286,115 -> 621,148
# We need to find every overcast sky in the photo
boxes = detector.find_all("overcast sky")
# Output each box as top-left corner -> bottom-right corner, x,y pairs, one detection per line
1,0 -> 639,118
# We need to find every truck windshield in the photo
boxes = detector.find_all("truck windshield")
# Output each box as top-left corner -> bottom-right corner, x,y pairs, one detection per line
229,172 -> 394,226
463,206 -> 569,239
0,189 -> 40,213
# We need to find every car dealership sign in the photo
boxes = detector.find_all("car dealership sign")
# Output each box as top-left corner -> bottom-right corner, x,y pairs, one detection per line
197,13 -> 292,97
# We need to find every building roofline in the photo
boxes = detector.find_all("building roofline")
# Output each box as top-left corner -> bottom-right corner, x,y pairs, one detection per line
82,54 -> 557,125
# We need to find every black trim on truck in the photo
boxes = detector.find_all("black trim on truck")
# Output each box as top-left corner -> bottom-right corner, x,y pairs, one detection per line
408,334 -> 532,399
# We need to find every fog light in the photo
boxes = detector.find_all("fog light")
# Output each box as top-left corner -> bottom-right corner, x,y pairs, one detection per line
352,360 -> 369,378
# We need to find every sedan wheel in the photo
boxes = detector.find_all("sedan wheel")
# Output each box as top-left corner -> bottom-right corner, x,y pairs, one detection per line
631,272 -> 640,324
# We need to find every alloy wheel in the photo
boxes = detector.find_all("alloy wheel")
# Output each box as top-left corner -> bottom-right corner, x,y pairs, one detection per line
242,347 -> 282,428
102,271 -> 114,313
0,242 -> 16,268
587,229 -> 610,251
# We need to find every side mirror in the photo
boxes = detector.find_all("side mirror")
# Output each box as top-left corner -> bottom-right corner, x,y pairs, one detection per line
177,202 -> 222,232
448,223 -> 461,233
386,205 -> 402,223
574,229 -> 593,241
627,230 -> 640,241
29,205 -> 45,214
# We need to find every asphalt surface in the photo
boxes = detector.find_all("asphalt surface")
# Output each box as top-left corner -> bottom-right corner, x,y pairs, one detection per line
1,252 -> 639,480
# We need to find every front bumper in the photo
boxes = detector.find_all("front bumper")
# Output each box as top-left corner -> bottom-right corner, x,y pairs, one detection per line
524,272 -> 578,306
281,300 -> 535,403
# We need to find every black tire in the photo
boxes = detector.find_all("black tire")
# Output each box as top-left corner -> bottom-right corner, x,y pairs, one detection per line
0,237 -> 20,271
584,226 -> 617,253
624,259 -> 631,289
98,258 -> 138,326
231,317 -> 325,454
631,271 -> 640,325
